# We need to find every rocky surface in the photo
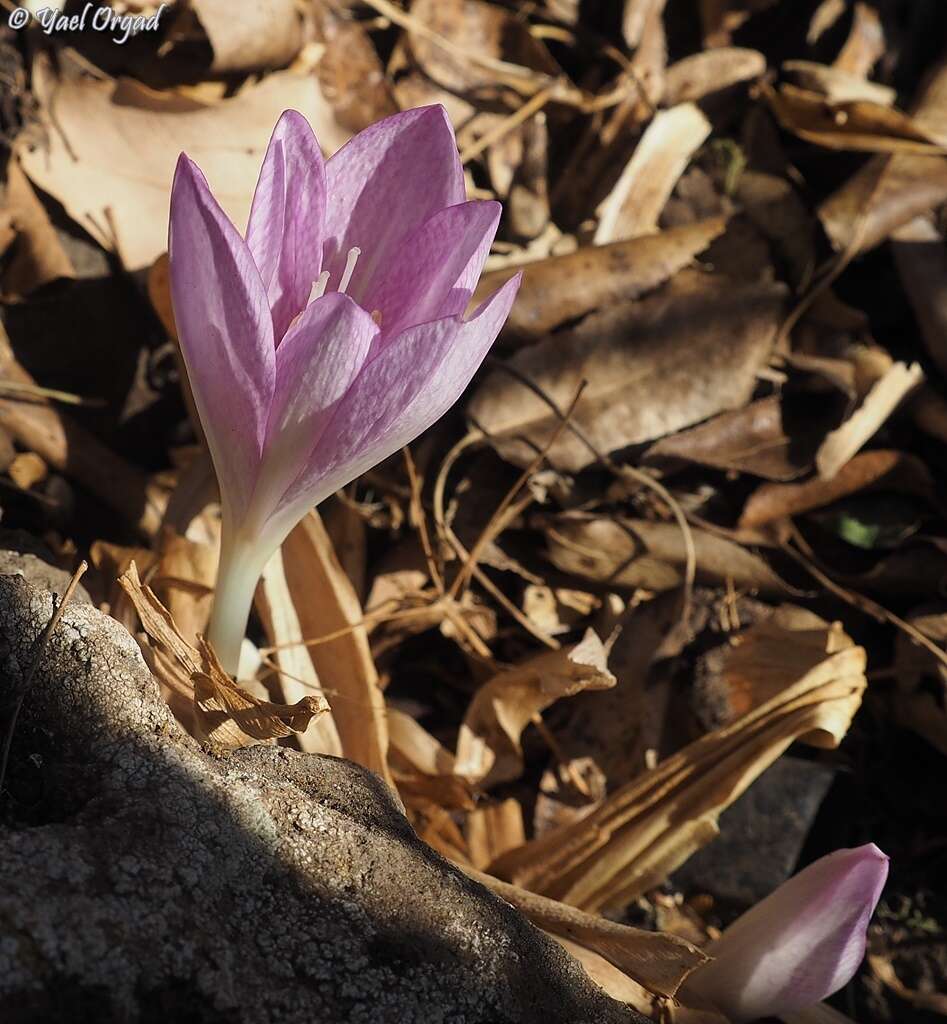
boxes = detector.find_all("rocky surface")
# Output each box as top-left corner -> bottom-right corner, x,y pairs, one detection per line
0,559 -> 645,1024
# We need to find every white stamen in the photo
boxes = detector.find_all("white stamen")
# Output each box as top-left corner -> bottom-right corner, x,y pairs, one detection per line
338,246 -> 361,295
308,270 -> 330,304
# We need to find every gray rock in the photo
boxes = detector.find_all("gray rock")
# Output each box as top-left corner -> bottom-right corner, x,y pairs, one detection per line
671,755 -> 835,910
0,567 -> 644,1024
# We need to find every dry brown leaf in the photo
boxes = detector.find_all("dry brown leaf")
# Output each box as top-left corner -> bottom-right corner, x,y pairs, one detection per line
280,512 -> 392,786
490,609 -> 866,911
594,104 -> 711,243
315,11 -> 399,133
553,937 -> 655,1014
664,47 -> 765,105
808,0 -> 846,44
646,396 -> 826,482
545,515 -> 799,596
740,450 -> 934,529
18,55 -> 348,271
735,170 -> 816,288
819,53 -> 947,253
255,543 -> 343,757
834,1 -> 885,79
467,866 -> 707,999
8,451 -> 47,490
188,0 -> 302,73
0,157 -> 75,301
765,82 -> 947,154
816,362 -> 924,480
471,217 -> 727,345
783,60 -> 896,106
469,273 -> 786,472
387,708 -> 473,810
622,0 -> 665,49
0,321 -> 161,536
404,0 -> 563,98
118,563 -> 327,747
388,707 -> 457,777
455,629 -> 616,787
466,799 -> 525,870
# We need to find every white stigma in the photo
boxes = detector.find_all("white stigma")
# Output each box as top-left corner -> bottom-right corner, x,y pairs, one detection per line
308,270 -> 330,304
338,246 -> 361,296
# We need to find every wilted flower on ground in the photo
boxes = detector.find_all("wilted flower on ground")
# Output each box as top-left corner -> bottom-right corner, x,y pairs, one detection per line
684,843 -> 888,1022
169,106 -> 519,673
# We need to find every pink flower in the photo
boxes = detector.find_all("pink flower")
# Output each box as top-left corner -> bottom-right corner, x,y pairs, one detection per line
169,106 -> 519,672
684,844 -> 888,1022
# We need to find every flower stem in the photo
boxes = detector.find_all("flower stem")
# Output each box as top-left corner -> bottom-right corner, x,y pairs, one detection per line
206,527 -> 268,676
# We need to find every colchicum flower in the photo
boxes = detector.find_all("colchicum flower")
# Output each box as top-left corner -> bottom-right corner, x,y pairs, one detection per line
169,106 -> 519,674
684,843 -> 889,1022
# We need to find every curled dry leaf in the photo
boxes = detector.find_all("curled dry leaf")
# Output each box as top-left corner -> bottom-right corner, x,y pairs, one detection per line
490,609 -> 866,912
254,543 -> 343,757
594,103 -> 711,243
280,512 -> 392,786
455,628 -> 616,787
816,362 -> 924,480
783,60 -> 896,106
622,0 -> 666,50
664,47 -> 766,105
819,53 -> 947,253
387,708 -> 473,811
471,217 -> 727,345
469,273 -> 787,472
739,450 -> 935,529
18,55 -> 348,270
118,563 -> 327,747
765,82 -> 947,154
833,0 -> 885,79
466,799 -> 526,870
188,0 -> 302,73
468,866 -> 707,1000
544,515 -> 800,597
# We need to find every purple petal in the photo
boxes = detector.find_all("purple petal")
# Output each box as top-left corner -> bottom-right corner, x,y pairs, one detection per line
688,844 -> 889,1022
252,292 -> 378,533
168,153 -> 275,524
361,200 -> 501,344
277,273 -> 521,518
323,105 -> 466,304
245,110 -> 328,341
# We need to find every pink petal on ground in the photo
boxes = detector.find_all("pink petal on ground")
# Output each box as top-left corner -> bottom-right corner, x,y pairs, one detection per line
245,109 -> 328,342
323,105 -> 466,304
361,200 -> 501,346
688,844 -> 889,1022
168,153 -> 275,525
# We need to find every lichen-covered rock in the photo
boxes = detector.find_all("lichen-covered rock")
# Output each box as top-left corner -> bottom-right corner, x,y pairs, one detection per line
0,567 -> 645,1024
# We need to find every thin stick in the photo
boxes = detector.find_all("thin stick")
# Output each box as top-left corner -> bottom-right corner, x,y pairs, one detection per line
449,381 -> 587,600
0,379 -> 103,407
782,534 -> 947,673
0,560 -> 88,796
480,359 -> 697,629
459,86 -> 554,164
402,446 -> 445,593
